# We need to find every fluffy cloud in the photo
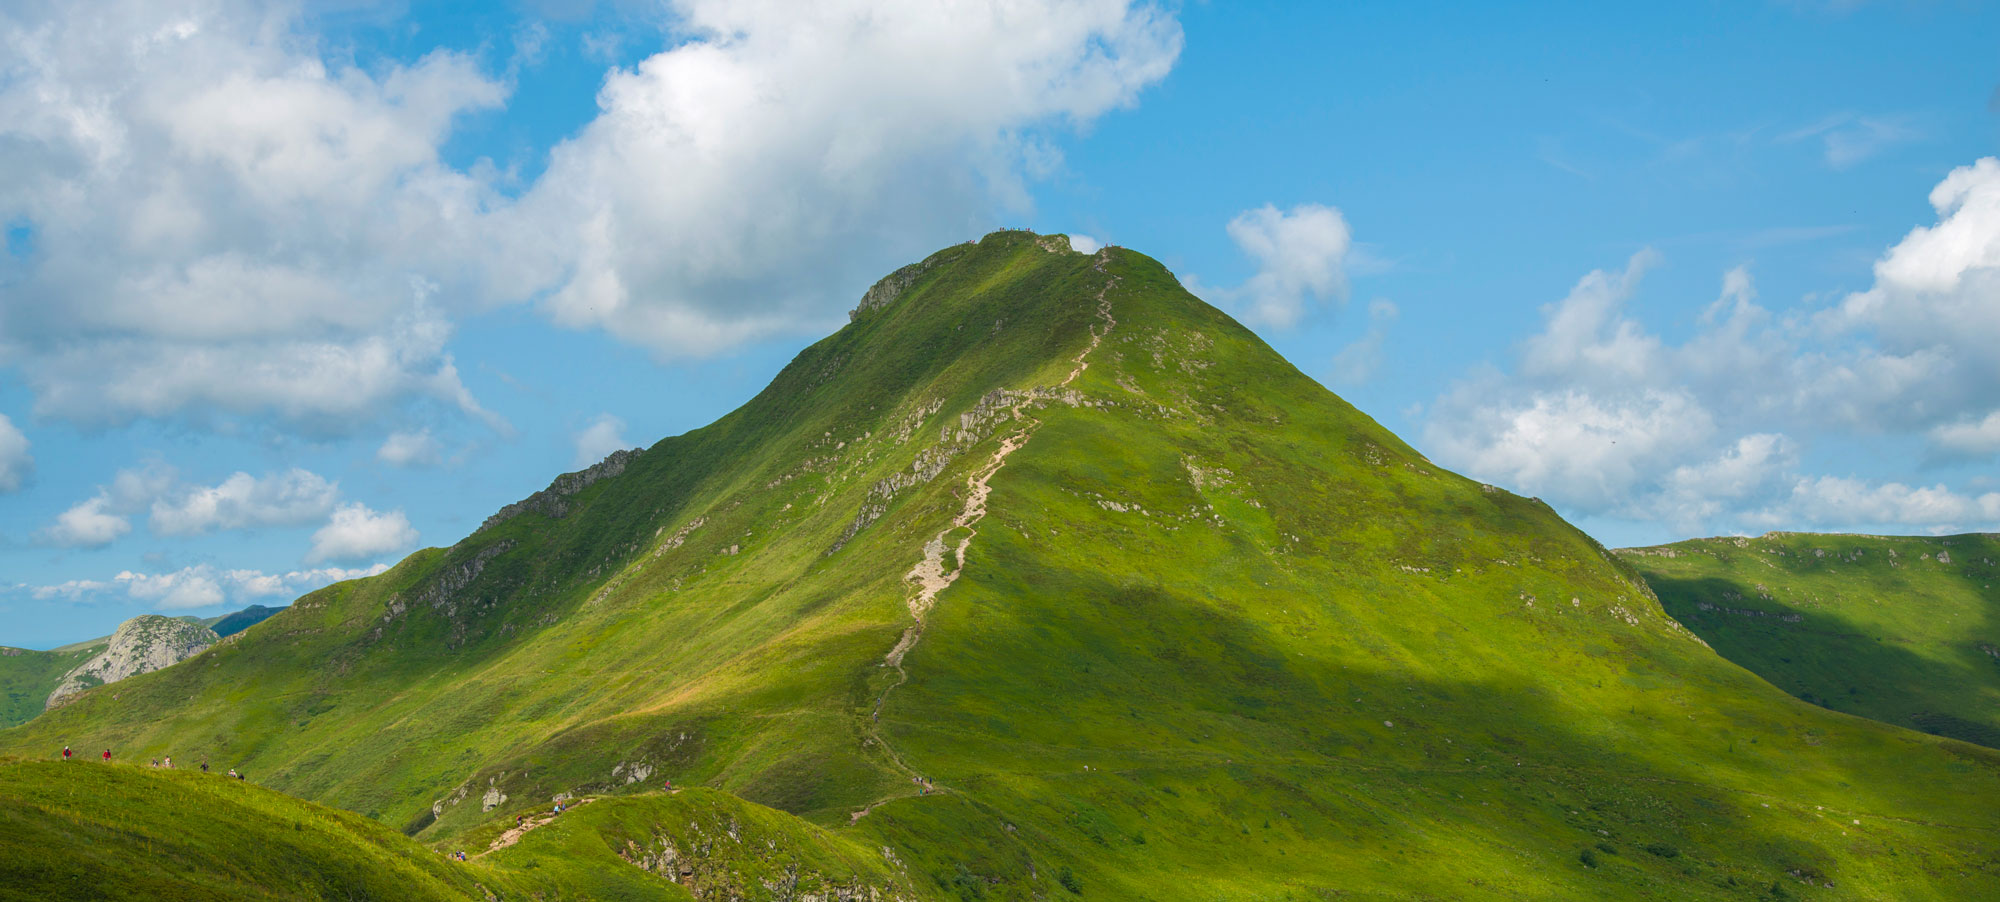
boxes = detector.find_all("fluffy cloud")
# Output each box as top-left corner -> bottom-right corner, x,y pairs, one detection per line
0,0 -> 1181,431
377,430 -> 443,467
0,1 -> 511,429
1427,386 -> 1719,514
43,464 -> 178,548
148,468 -> 338,536
515,0 -> 1182,355
43,464 -> 340,547
306,503 -> 418,564
1198,204 -> 1353,328
1427,161 -> 2000,537
46,497 -> 134,549
1930,411 -> 2000,459
0,413 -> 29,492
1828,156 -> 2000,423
573,414 -> 632,468
1753,477 -> 2000,531
30,562 -> 389,610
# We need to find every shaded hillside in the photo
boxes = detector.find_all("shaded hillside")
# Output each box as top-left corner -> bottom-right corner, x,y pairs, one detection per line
1623,532 -> 2000,747
0,644 -> 99,729
203,604 -> 285,638
6,232 -> 2000,899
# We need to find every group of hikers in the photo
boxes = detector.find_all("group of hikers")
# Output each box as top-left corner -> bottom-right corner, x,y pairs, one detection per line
61,745 -> 244,780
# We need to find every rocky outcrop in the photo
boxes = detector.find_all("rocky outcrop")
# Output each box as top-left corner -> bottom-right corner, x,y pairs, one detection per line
848,259 -> 936,321
477,449 -> 640,534
45,615 -> 218,709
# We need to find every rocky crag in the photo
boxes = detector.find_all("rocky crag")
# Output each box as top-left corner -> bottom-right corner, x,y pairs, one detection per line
45,615 -> 218,709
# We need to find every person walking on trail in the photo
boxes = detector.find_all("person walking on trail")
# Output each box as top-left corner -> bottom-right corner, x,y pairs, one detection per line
201,759 -> 209,773
62,746 -> 71,761
164,756 -> 172,770
102,749 -> 111,762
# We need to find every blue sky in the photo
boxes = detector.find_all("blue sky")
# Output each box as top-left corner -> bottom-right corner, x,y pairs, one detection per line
3,0 -> 1998,647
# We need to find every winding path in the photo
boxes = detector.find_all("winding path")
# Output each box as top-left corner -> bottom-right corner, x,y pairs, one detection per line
854,255 -> 1120,823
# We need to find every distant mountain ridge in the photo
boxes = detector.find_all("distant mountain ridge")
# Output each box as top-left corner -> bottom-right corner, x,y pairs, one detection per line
1622,531 -> 2000,748
0,603 -> 284,729
5,232 -> 2000,899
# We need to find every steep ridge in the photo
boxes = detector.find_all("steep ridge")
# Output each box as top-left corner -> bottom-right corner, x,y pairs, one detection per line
1624,532 -> 2000,748
4,231 -> 1999,899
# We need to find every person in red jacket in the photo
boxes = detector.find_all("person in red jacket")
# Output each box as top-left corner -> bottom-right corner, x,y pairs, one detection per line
101,749 -> 111,762
61,745 -> 71,761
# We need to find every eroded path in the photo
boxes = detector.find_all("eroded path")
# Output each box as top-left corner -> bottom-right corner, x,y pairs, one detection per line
477,796 -> 598,857
854,257 -> 1120,823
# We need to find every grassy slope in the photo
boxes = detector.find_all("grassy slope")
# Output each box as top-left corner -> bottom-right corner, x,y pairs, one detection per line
0,758 -> 483,901
0,645 -> 100,729
2,232 -> 1998,899
1621,533 -> 2000,748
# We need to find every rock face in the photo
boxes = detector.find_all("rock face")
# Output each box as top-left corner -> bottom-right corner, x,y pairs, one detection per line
45,615 -> 218,709
477,449 -> 640,534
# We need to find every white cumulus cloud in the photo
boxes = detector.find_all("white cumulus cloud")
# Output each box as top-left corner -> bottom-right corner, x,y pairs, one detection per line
1198,203 -> 1353,328
377,429 -> 444,467
29,562 -> 390,609
0,0 -> 1183,434
43,463 -> 343,547
1426,159 -> 2000,539
306,503 -> 418,564
513,0 -> 1183,355
149,468 -> 338,536
573,414 -> 633,468
1930,411 -> 2000,459
0,0 -> 510,430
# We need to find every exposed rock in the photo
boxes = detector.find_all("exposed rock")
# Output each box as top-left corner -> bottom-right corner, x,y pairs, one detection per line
46,615 -> 218,709
849,258 -> 939,321
477,449 -> 640,534
481,781 -> 507,812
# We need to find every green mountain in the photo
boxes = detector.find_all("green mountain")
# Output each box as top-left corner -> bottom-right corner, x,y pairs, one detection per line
203,603 -> 285,638
5,231 -> 2000,899
1622,532 -> 2000,748
0,644 -> 100,729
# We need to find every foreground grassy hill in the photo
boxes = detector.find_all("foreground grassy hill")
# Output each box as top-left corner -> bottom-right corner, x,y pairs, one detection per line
1622,532 -> 2000,748
5,231 -> 2000,899
0,758 -> 480,901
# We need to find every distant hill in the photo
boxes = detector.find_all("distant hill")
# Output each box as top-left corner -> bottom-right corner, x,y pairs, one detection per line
202,604 -> 284,638
0,644 -> 101,730
44,615 -> 218,711
1622,532 -> 2000,747
6,233 -> 2000,899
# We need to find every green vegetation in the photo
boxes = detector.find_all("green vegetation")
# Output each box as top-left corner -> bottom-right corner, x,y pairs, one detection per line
3,232 -> 1998,898
0,644 -> 100,729
1623,532 -> 2000,747
0,758 -> 480,901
